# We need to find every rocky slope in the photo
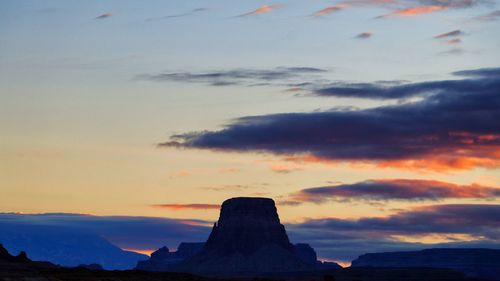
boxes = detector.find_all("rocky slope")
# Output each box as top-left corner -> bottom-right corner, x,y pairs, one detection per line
351,248 -> 500,280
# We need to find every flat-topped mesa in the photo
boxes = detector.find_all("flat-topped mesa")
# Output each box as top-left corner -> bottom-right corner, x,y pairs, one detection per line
180,197 -> 312,274
203,197 -> 294,256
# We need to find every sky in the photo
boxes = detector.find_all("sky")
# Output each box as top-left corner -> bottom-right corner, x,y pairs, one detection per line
0,0 -> 499,264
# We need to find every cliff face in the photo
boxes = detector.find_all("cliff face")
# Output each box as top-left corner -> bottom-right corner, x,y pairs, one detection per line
351,248 -> 500,280
203,197 -> 294,255
180,197 -> 313,274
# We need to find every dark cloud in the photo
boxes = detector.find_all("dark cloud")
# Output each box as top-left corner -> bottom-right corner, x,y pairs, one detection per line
284,179 -> 500,204
139,67 -> 327,87
454,67 -> 500,78
289,204 -> 500,239
287,204 -> 500,261
160,67 -> 500,171
434,29 -> 464,39
294,67 -> 494,99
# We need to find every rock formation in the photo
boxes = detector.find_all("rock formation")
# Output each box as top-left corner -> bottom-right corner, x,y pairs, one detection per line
136,243 -> 204,271
351,248 -> 500,280
179,197 -> 315,275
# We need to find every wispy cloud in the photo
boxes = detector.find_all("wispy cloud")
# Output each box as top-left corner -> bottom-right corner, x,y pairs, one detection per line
146,8 -> 207,21
95,12 -> 112,19
434,29 -> 464,39
139,67 -> 327,88
313,5 -> 347,17
313,0 -> 397,17
437,47 -> 465,55
355,32 -> 373,39
376,5 -> 445,18
239,4 -> 280,17
471,10 -> 500,22
151,203 -> 220,210
270,164 -> 302,174
446,38 -> 462,45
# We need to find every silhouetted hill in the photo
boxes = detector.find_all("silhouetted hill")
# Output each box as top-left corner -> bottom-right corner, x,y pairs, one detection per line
0,224 -> 147,269
352,248 -> 500,280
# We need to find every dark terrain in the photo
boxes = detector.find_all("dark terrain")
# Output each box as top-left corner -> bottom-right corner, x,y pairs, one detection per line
352,248 -> 500,280
0,243 -> 489,281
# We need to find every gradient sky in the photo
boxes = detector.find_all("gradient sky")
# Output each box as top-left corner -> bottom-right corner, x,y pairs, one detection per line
1,0 -> 499,263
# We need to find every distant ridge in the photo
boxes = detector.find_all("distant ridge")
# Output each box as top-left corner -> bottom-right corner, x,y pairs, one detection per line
352,248 -> 500,280
0,225 -> 147,269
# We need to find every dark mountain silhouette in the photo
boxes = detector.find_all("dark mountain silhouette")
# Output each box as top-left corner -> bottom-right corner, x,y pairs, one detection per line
137,241 -> 340,271
0,243 -> 483,281
0,243 -> 218,281
352,248 -> 500,280
176,197 -> 338,275
0,225 -> 147,269
136,243 -> 205,271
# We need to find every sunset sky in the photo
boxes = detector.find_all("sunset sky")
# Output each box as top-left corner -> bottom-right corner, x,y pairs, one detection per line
1,0 -> 499,264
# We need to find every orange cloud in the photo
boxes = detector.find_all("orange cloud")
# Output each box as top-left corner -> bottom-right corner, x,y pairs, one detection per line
151,204 -> 220,210
377,5 -> 445,18
240,4 -> 280,17
270,164 -> 302,173
277,133 -> 500,173
168,170 -> 191,178
314,5 -> 348,17
314,0 -> 396,17
375,152 -> 500,173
